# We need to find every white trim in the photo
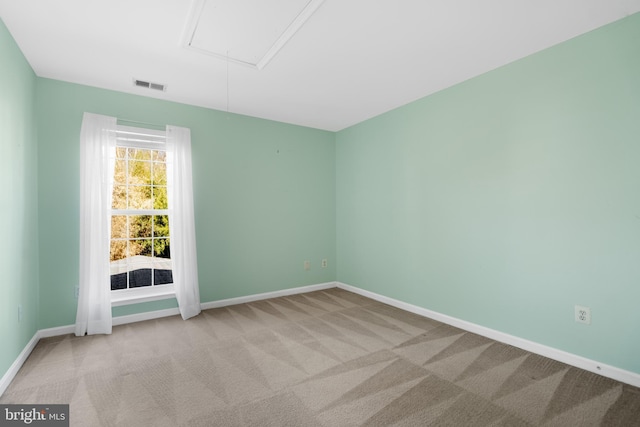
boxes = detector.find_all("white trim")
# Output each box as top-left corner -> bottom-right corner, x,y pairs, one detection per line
255,0 -> 326,70
111,284 -> 176,307
39,324 -> 76,339
112,307 -> 181,326
112,282 -> 343,325
200,282 -> 337,310
336,282 -> 640,388
0,333 -> 39,396
115,125 -> 166,147
35,307 -> 183,338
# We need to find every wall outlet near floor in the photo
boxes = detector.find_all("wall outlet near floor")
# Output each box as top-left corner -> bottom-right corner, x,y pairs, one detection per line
75,285 -> 80,299
321,259 -> 327,268
304,260 -> 310,271
575,305 -> 591,325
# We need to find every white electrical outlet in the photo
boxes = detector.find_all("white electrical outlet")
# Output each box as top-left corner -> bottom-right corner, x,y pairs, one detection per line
575,305 -> 591,325
304,261 -> 310,271
321,259 -> 327,268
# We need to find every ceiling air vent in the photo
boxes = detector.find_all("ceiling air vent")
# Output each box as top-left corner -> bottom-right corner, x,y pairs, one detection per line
133,79 -> 166,91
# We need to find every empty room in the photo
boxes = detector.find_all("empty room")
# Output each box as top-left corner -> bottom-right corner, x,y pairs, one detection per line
1,0 -> 639,425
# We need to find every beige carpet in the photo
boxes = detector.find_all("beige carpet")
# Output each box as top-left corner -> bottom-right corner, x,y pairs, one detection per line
1,288 -> 639,426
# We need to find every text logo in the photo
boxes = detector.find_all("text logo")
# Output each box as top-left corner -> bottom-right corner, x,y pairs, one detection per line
0,405 -> 68,427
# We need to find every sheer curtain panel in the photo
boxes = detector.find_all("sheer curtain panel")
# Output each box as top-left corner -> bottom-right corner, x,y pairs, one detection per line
75,113 -> 116,336
166,125 -> 201,320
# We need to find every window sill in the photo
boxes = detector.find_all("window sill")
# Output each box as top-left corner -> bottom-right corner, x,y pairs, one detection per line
111,284 -> 176,307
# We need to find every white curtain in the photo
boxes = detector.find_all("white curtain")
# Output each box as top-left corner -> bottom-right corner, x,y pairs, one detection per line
166,125 -> 201,320
75,113 -> 116,336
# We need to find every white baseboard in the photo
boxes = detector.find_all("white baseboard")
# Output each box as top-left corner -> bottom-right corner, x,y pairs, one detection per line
112,307 -> 181,326
336,282 -> 640,388
0,281 -> 337,397
200,281 -> 337,310
5,279 -> 636,397
39,324 -> 76,338
33,308 -> 184,340
0,333 -> 39,397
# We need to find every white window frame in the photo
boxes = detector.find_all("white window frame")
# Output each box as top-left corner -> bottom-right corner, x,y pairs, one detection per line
110,125 -> 176,306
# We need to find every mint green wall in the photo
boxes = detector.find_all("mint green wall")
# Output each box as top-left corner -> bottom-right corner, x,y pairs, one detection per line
0,20 -> 39,379
336,14 -> 640,374
36,79 -> 336,329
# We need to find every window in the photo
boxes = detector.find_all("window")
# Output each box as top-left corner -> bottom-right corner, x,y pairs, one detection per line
76,113 -> 200,336
109,126 -> 174,303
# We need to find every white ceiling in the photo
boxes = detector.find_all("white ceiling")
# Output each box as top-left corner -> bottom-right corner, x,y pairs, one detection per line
1,0 -> 639,131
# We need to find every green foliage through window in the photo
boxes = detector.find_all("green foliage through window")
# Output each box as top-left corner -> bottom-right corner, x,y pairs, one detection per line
110,144 -> 172,290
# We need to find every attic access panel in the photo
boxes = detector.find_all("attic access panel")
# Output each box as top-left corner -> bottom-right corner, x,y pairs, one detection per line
183,0 -> 325,69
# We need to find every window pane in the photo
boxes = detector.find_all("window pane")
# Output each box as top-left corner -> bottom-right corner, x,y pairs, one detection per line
110,272 -> 127,290
152,150 -> 166,162
114,159 -> 126,184
128,159 -> 150,180
112,185 -> 127,209
110,240 -> 127,262
154,238 -> 170,258
153,186 -> 168,209
110,249 -> 128,290
129,215 -> 151,238
130,239 -> 153,257
111,215 -> 127,239
154,269 -> 173,285
116,147 -> 127,159
153,248 -> 172,285
128,148 -> 151,161
152,162 -> 167,185
129,268 -> 152,288
154,215 -> 170,237
128,185 -> 152,209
